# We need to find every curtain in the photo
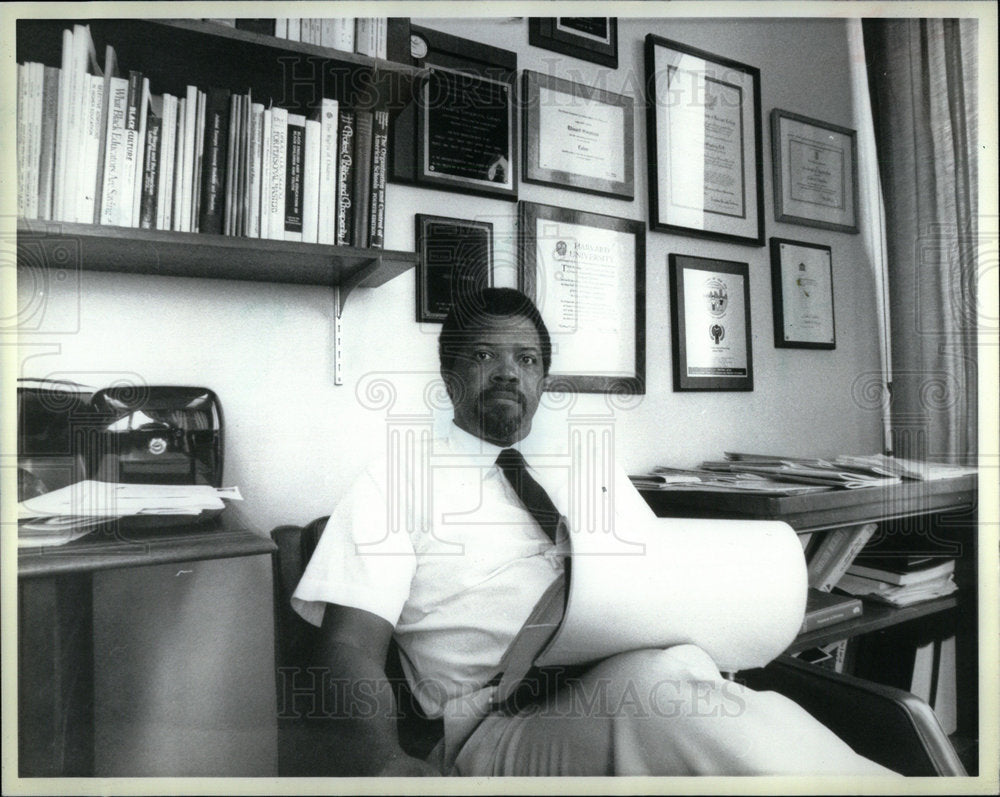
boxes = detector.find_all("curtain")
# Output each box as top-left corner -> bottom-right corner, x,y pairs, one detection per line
863,19 -> 978,464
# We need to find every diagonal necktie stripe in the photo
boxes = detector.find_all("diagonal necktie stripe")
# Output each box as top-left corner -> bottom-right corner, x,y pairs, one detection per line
496,448 -> 561,543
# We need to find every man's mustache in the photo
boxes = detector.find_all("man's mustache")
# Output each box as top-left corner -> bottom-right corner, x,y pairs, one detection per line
478,388 -> 526,407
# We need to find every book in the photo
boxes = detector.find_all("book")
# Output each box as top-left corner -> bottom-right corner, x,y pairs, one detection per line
119,71 -> 146,227
335,109 -> 355,246
53,28 -> 74,221
351,108 -> 374,248
302,118 -> 321,244
156,93 -> 177,231
315,98 -> 340,245
846,557 -> 955,587
17,63 -> 42,219
98,73 -> 130,226
322,18 -> 355,52
223,92 -> 239,236
138,93 -> 162,229
284,112 -> 307,241
191,88 -> 207,231
78,72 -> 105,223
836,571 -> 958,607
236,92 -> 252,237
267,105 -> 288,240
806,522 -> 878,592
247,101 -> 265,238
235,19 -> 275,36
368,108 -> 389,248
799,588 -> 863,634
129,76 -> 151,227
38,64 -> 60,220
171,95 -> 186,230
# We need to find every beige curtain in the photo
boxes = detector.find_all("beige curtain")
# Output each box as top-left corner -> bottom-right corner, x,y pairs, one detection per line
863,19 -> 978,464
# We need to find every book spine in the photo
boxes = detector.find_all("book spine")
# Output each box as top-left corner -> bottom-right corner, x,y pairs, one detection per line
191,88 -> 207,231
806,526 -> 852,590
38,65 -> 60,220
816,522 -> 878,591
99,76 -> 129,226
53,28 -> 73,221
247,102 -> 264,238
351,109 -> 373,248
284,113 -> 306,241
302,118 -> 321,244
316,98 -> 339,245
64,25 -> 91,222
235,19 -> 275,36
130,78 -> 149,227
223,93 -> 238,235
138,110 -> 162,228
267,106 -> 288,240
171,96 -> 186,230
156,94 -> 176,231
368,108 -> 388,248
237,93 -> 251,237
117,70 -> 143,228
259,108 -> 272,238
799,599 -> 862,634
16,65 -> 32,218
76,73 -> 104,222
332,18 -> 355,52
197,86 -> 230,234
274,19 -> 288,39
335,109 -> 354,246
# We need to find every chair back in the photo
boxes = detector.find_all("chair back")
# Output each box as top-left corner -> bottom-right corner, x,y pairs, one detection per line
269,518 -> 442,773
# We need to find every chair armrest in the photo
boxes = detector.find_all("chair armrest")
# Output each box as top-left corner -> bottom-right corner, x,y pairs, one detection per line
740,654 -> 966,776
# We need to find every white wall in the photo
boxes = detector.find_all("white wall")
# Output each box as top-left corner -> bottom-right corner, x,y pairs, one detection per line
19,16 -> 883,532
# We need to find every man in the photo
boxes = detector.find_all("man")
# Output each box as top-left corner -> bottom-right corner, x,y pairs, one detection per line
292,288 -> 894,777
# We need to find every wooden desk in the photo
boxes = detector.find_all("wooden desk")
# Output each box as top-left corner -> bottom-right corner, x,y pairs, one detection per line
639,474 -> 979,745
17,509 -> 277,777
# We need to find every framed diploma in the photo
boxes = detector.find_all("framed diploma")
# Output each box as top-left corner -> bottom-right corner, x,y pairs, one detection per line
528,18 -> 618,69
644,36 -> 764,247
518,201 -> 645,394
668,254 -> 753,391
769,238 -> 836,349
416,215 -> 494,323
391,26 -> 518,201
522,70 -> 634,200
771,110 -> 858,233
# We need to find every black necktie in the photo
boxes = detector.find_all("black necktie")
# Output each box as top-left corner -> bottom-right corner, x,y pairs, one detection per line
496,448 -> 562,543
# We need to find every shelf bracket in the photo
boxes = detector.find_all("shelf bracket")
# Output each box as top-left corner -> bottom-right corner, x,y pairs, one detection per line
332,256 -> 383,385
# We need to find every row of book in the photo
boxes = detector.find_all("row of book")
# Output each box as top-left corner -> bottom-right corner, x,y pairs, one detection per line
16,24 -> 387,248
205,18 -> 388,59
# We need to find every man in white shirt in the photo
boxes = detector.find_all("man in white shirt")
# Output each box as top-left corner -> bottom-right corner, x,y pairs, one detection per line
292,288 -> 894,777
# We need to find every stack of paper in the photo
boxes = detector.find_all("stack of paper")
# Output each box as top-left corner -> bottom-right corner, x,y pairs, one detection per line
699,453 -> 904,489
18,481 -> 242,547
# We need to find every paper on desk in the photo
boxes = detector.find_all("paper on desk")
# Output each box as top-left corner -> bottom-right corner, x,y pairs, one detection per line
18,480 -> 243,519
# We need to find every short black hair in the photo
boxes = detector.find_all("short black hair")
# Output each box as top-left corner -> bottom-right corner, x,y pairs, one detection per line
438,288 -> 552,376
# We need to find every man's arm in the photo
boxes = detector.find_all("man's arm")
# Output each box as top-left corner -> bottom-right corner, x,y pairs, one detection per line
314,603 -> 439,776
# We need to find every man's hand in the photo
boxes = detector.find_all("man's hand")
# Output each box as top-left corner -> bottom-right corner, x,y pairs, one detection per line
376,753 -> 440,776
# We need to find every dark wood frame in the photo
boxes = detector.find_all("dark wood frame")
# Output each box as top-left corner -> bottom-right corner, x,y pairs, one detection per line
518,201 -> 645,394
528,17 -> 618,69
644,35 -> 764,246
521,70 -> 634,200
770,237 -> 836,349
771,109 -> 859,233
415,214 -> 494,323
391,25 -> 518,201
668,253 -> 754,391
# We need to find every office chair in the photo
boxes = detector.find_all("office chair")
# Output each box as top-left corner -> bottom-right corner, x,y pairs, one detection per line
269,518 -> 966,777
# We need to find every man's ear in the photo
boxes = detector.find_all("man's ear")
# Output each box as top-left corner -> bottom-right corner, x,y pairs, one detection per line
441,370 -> 458,402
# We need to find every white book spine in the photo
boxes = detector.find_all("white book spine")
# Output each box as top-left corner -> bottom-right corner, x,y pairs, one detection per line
77,73 -> 104,222
287,19 -> 301,42
63,25 -> 89,221
267,106 -> 288,241
248,102 -> 264,238
259,108 -> 272,239
98,76 -> 129,226
317,97 -> 339,245
53,28 -> 73,221
332,18 -> 355,52
156,94 -> 176,230
302,118 -> 321,244
180,85 -> 198,232
274,19 -> 288,39
192,88 -> 207,232
16,65 -> 33,218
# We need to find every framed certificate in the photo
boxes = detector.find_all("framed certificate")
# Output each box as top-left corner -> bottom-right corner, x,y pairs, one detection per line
668,254 -> 753,391
645,35 -> 764,246
528,17 -> 618,69
769,238 -> 836,349
522,70 -> 634,200
771,109 -> 858,233
518,201 -> 645,394
415,215 -> 494,323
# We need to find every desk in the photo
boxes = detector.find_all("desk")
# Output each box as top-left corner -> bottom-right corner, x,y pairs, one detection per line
639,474 -> 979,751
17,509 -> 277,777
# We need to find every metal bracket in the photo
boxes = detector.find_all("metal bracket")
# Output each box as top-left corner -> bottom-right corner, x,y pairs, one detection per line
332,256 -> 383,386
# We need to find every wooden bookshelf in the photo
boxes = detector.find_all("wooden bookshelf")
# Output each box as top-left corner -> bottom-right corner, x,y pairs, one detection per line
18,219 -> 416,312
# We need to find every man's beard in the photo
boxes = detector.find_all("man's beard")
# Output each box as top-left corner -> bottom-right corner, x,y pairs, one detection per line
477,388 -> 526,444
